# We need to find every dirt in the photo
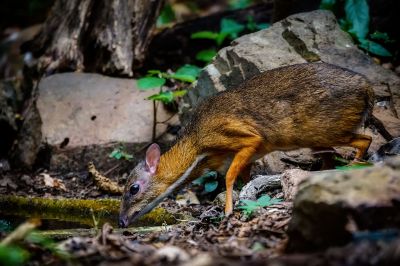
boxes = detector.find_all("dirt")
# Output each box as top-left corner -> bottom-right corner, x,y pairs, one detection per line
0,168 -> 293,265
2,169 -> 399,265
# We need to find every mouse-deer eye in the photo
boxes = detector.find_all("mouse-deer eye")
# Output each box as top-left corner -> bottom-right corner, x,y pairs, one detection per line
129,184 -> 140,196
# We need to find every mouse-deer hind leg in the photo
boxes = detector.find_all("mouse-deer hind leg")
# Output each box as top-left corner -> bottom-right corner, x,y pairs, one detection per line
225,141 -> 261,215
348,134 -> 372,161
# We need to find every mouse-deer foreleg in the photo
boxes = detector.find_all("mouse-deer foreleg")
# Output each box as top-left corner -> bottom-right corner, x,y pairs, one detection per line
225,140 -> 261,215
348,134 -> 372,161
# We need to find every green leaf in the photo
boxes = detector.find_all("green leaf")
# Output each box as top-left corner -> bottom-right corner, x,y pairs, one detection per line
169,74 -> 196,83
147,91 -> 174,103
0,245 -> 29,266
196,49 -> 217,62
246,15 -> 270,32
370,31 -> 392,43
256,23 -> 270,30
147,70 -> 162,75
320,0 -> 337,10
109,149 -> 121,159
191,31 -> 220,40
204,180 -> 218,192
221,18 -> 245,39
192,176 -> 207,185
114,152 -> 122,160
335,162 -> 373,170
339,18 -> 352,32
251,242 -> 265,252
246,15 -> 257,31
333,155 -> 350,164
229,0 -> 254,9
240,199 -> 259,208
193,171 -> 217,185
269,198 -> 283,205
256,195 -> 272,206
121,152 -> 134,160
216,32 -> 229,46
173,90 -> 187,97
170,64 -> 202,82
137,77 -> 166,90
109,147 -> 132,160
345,0 -> 370,40
359,39 -> 392,57
156,4 -> 175,27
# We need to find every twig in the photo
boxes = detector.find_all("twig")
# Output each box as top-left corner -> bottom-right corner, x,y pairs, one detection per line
157,113 -> 177,124
1,219 -> 41,245
152,100 -> 157,142
31,225 -> 177,240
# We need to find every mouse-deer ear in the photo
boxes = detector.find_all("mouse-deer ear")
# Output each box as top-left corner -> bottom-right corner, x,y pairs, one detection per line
145,143 -> 161,174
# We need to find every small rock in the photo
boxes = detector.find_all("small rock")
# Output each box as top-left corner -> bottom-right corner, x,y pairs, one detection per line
239,174 -> 281,201
395,65 -> 400,75
155,246 -> 190,263
369,138 -> 400,163
213,190 -> 239,206
287,157 -> 400,252
382,63 -> 393,70
176,190 -> 200,206
21,175 -> 33,186
182,253 -> 213,266
280,169 -> 311,201
0,159 -> 10,173
258,149 -> 319,174
0,177 -> 17,190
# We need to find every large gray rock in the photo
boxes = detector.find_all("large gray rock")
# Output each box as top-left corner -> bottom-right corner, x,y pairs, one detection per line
287,157 -> 400,251
14,73 -> 176,171
184,10 -> 400,159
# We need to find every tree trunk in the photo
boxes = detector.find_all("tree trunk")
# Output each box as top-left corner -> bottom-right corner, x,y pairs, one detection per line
28,0 -> 164,76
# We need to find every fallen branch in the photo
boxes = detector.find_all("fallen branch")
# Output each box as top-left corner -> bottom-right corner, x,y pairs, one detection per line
31,225 -> 176,240
88,162 -> 124,194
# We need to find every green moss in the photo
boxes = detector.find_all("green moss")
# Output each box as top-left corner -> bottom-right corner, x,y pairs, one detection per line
0,196 -> 179,228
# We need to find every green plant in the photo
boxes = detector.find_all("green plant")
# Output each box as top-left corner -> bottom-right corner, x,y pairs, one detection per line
193,171 -> 219,193
320,0 -> 392,57
0,245 -> 29,266
333,155 -> 373,170
229,0 -> 254,10
192,16 -> 269,64
137,64 -> 201,103
238,195 -> 282,217
156,4 -> 176,27
25,232 -> 70,260
109,146 -> 133,160
136,64 -> 201,141
246,15 -> 270,32
196,49 -> 218,63
191,18 -> 245,46
0,220 -> 12,233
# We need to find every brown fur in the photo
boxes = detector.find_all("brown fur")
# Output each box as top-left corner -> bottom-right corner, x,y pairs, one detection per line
120,62 -> 374,224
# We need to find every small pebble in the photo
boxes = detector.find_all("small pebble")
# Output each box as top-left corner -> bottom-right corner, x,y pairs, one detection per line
382,63 -> 393,70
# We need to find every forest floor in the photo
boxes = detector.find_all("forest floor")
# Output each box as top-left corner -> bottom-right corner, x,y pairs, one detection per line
0,169 -> 293,265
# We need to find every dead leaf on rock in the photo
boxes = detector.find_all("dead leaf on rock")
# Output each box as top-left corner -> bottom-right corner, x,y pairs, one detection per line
0,177 -> 18,190
176,190 -> 200,206
40,173 -> 67,191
